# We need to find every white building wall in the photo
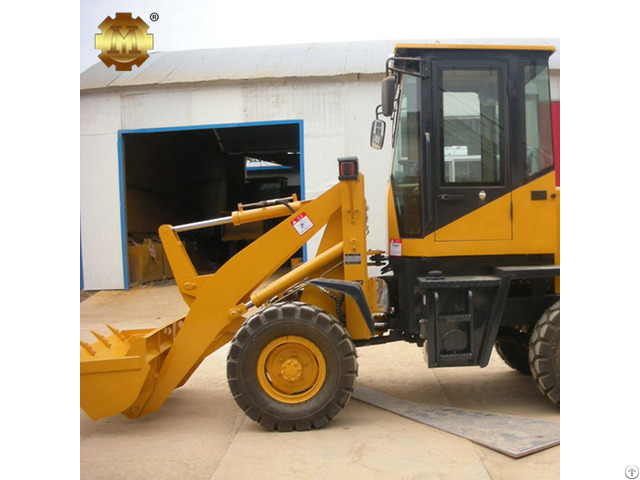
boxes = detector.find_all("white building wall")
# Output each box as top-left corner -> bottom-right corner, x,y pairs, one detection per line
80,93 -> 125,290
80,134 -> 123,289
80,74 -> 393,289
239,77 -> 393,262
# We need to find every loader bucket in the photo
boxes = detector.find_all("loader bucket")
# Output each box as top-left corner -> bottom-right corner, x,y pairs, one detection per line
80,318 -> 183,420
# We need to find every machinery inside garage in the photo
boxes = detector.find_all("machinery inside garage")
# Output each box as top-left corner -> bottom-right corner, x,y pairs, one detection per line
122,121 -> 302,284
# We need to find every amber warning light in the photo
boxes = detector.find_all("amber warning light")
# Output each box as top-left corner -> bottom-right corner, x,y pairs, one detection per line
338,157 -> 359,180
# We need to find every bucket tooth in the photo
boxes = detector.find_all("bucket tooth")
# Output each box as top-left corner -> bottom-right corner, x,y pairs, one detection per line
91,330 -> 112,348
106,324 -> 127,341
80,340 -> 96,356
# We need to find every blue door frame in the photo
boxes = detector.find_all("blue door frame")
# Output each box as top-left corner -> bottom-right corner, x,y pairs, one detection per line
111,120 -> 305,290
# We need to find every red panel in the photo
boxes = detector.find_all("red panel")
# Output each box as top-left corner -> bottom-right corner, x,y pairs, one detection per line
551,102 -> 560,186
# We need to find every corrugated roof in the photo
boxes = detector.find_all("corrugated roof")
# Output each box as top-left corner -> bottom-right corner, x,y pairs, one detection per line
81,39 -> 559,91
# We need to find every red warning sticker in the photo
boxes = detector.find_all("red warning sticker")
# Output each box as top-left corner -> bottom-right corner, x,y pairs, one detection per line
389,238 -> 402,257
291,213 -> 314,236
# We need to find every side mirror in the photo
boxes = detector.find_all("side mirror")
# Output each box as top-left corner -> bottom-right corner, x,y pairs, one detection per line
381,75 -> 396,117
370,118 -> 386,150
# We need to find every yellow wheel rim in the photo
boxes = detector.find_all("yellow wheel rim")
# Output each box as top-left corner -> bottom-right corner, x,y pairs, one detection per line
257,336 -> 327,404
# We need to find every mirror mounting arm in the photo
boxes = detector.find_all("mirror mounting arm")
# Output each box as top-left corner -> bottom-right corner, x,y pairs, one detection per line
385,56 -> 427,79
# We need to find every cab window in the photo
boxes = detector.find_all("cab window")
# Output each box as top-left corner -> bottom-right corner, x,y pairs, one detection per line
524,62 -> 555,177
390,75 -> 422,238
440,66 -> 503,185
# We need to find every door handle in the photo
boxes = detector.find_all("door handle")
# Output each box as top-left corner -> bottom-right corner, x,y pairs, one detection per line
438,193 -> 465,201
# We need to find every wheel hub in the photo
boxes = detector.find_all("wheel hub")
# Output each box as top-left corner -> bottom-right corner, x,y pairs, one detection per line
280,358 -> 303,381
257,335 -> 327,403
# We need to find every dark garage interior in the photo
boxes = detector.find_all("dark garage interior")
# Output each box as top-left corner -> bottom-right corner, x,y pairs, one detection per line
122,122 -> 302,284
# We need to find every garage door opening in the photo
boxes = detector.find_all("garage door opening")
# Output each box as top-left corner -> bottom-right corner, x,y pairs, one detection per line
120,121 -> 303,287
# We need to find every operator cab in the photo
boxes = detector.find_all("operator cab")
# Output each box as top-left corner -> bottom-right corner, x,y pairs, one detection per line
372,44 -> 557,255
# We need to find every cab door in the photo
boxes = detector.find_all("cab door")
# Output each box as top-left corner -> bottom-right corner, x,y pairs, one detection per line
431,60 -> 512,241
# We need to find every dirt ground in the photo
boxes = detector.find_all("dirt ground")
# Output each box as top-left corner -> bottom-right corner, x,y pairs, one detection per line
80,283 -> 560,480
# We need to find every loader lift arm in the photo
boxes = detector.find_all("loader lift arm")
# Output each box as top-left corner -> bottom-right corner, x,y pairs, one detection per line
80,160 -> 375,420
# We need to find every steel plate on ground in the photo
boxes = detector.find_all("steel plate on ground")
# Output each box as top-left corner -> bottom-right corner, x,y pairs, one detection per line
352,385 -> 560,458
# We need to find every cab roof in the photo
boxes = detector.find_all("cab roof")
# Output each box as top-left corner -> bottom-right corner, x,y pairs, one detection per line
395,43 -> 556,54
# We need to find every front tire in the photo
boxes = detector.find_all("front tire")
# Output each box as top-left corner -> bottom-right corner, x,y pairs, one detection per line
227,302 -> 358,431
529,301 -> 560,405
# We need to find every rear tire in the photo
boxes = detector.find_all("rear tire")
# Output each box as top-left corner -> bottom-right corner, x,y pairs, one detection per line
226,302 -> 358,431
495,326 -> 532,375
528,301 -> 560,405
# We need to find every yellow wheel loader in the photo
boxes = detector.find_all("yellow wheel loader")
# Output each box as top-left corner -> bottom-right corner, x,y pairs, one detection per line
80,44 -> 560,430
